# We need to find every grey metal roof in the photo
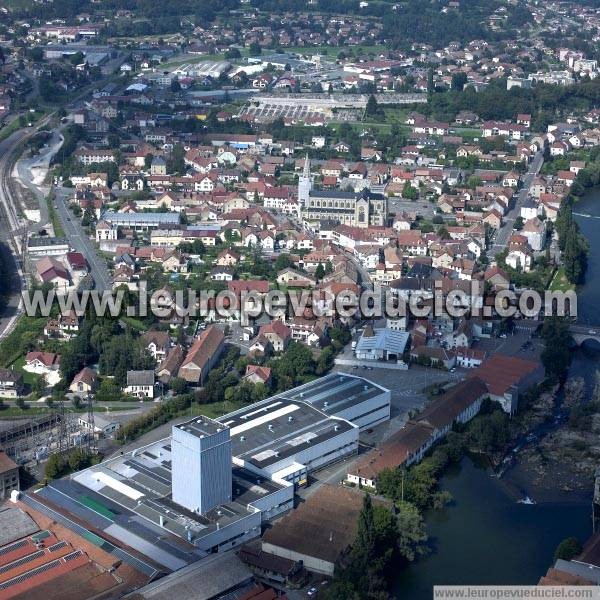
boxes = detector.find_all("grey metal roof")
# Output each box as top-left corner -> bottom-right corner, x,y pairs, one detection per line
0,508 -> 39,547
219,397 -> 355,469
127,370 -> 155,386
102,211 -> 180,224
355,329 -> 410,355
175,415 -> 224,438
283,373 -> 389,416
27,237 -> 69,247
134,552 -> 253,600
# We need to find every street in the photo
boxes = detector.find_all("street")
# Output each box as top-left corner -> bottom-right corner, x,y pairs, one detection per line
53,187 -> 113,292
490,151 -> 544,255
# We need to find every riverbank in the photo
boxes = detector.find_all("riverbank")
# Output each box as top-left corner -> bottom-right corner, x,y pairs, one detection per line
393,456 -> 592,599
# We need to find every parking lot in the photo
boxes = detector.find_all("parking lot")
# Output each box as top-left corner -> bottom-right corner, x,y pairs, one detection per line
473,330 -> 543,361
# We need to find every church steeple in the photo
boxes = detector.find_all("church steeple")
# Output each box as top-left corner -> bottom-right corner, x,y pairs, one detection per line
302,154 -> 310,178
298,154 -> 312,207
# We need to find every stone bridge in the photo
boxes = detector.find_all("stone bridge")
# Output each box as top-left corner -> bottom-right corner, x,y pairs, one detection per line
570,325 -> 600,346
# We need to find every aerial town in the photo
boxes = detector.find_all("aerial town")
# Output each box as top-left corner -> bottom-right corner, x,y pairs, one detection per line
1,0 -> 600,598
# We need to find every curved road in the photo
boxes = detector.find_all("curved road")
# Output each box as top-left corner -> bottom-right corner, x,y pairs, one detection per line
0,128 -> 34,340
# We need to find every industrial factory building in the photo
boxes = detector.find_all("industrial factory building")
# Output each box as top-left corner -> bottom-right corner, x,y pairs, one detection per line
22,375 -> 389,573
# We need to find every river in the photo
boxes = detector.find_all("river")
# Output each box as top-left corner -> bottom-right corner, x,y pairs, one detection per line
393,187 -> 600,598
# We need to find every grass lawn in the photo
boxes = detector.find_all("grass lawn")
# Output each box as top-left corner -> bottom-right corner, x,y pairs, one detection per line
47,195 -> 65,237
11,356 -> 43,387
0,315 -> 48,368
549,267 -> 576,293
192,399 -> 246,419
121,316 -> 148,331
0,405 -> 52,417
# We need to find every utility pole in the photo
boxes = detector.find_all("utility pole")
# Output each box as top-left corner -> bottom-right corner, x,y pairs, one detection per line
57,399 -> 67,454
86,395 -> 95,452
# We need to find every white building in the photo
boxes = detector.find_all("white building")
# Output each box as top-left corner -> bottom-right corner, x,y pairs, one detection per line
354,326 -> 410,362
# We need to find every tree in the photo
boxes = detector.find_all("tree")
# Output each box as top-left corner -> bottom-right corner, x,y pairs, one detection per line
396,501 -> 428,561
225,47 -> 241,59
554,537 -> 582,561
170,377 -> 189,395
167,143 -> 186,175
467,175 -> 483,189
170,79 -> 181,93
514,216 -> 524,230
365,94 -> 379,118
274,253 -> 293,271
45,453 -> 62,480
315,262 -> 325,281
451,72 -> 468,91
540,318 -> 573,382
402,181 -> 418,200
248,42 -> 262,56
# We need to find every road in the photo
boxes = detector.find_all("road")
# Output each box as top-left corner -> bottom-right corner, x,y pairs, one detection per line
0,128 -> 39,340
53,187 -> 112,292
490,151 -> 544,255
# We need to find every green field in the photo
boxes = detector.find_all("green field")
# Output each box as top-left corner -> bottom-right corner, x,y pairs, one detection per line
549,267 -> 576,293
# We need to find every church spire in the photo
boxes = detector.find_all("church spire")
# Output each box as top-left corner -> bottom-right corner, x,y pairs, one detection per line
302,154 -> 310,178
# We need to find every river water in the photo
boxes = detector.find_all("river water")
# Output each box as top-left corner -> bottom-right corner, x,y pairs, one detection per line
393,188 -> 600,598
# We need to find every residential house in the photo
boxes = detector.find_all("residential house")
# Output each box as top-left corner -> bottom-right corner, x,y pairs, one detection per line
124,370 -> 155,398
178,326 -> 225,385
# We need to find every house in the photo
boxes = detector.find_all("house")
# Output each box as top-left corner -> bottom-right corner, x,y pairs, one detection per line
96,220 -> 117,242
483,265 -> 508,290
354,326 -> 409,362
289,317 -> 328,347
455,348 -> 487,368
211,266 -> 235,281
215,248 -> 241,267
468,354 -> 543,413
36,257 -> 71,291
247,331 -> 272,355
0,451 -> 20,499
444,319 -> 473,349
522,217 -> 546,251
142,331 -> 172,362
59,310 -> 80,339
258,320 -> 291,352
243,365 -> 272,385
178,326 -> 225,385
506,235 -> 533,272
78,414 -> 121,437
483,209 -> 502,230
0,368 -> 23,399
24,352 -> 60,375
124,370 -> 155,398
410,346 -> 456,369
156,344 -> 185,384
347,378 -> 488,488
276,268 -> 316,288
69,367 -> 98,396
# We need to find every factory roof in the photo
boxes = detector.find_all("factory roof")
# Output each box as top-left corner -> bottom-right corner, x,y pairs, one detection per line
101,211 -> 180,224
281,373 -> 389,417
0,507 -> 39,547
69,437 -> 283,554
175,415 -> 226,438
218,397 -> 356,470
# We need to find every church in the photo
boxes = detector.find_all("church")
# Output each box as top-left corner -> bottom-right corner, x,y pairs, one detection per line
298,156 -> 387,228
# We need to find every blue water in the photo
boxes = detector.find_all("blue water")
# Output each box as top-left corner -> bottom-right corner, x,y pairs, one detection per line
394,188 -> 600,598
393,457 -> 592,598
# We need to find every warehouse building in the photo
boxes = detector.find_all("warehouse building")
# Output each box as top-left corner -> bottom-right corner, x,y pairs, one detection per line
221,398 -> 359,486
27,376 -> 388,572
100,211 -> 181,231
280,372 -> 391,431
